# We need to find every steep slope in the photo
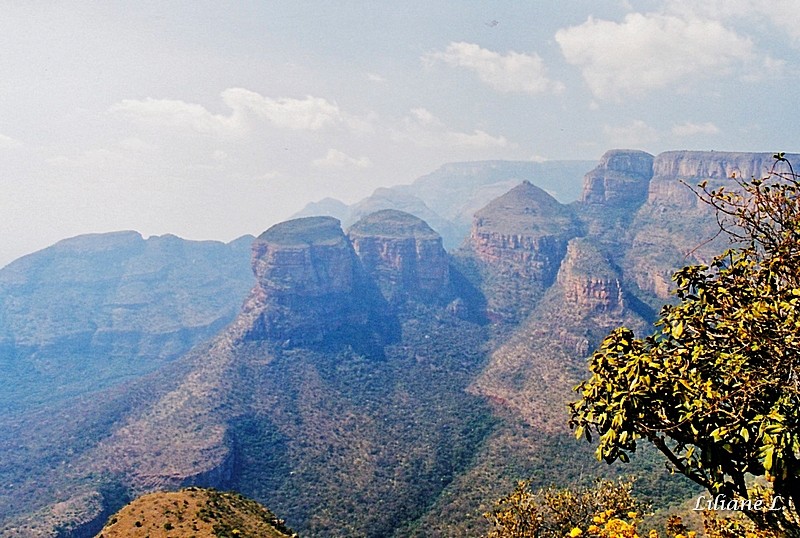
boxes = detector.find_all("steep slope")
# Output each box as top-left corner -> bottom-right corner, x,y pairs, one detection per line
1,211 -> 494,537
0,231 -> 253,412
457,180 -> 581,323
625,151 -> 800,301
95,488 -> 296,538
577,149 -> 654,243
348,209 -> 450,304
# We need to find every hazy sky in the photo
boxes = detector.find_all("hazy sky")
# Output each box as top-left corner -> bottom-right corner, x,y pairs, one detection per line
2,1 -> 799,267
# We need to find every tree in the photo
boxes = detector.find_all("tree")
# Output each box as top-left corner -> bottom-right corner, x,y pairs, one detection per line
569,155 -> 800,537
484,478 -> 643,538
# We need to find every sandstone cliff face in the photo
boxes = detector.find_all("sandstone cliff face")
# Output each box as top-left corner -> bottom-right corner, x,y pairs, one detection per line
647,151 -> 800,208
348,209 -> 449,303
556,238 -> 623,315
581,149 -> 653,207
626,151 -> 800,298
469,181 -> 579,284
246,216 -> 372,345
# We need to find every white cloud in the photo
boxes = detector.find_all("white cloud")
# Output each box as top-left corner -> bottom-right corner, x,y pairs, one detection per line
110,97 -> 237,134
110,88 -> 365,135
0,133 -> 21,149
424,42 -> 564,95
556,13 -> 756,99
118,137 -> 156,152
221,88 -> 344,131
665,0 -> 800,42
672,121 -> 720,137
603,120 -> 659,147
312,149 -> 372,169
393,107 -> 511,149
366,72 -> 387,83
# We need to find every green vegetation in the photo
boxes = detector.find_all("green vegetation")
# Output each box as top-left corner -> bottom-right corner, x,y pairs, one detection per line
347,209 -> 440,239
570,156 -> 800,536
257,216 -> 345,245
484,478 -> 643,538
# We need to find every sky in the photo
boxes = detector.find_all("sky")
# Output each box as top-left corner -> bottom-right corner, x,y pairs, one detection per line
2,1 -> 800,267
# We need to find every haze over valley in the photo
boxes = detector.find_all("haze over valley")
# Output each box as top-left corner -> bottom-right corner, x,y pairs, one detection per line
2,3 -> 800,537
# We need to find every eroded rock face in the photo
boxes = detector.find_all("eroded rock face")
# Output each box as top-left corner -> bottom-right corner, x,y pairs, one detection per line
626,151 -> 800,299
246,216 -> 371,344
581,149 -> 654,207
348,209 -> 449,303
648,151 -> 800,208
556,238 -> 623,315
469,181 -> 579,285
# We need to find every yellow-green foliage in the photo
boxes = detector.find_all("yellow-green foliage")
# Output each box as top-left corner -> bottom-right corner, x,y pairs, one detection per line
485,479 -> 784,538
484,478 -> 643,538
570,156 -> 800,536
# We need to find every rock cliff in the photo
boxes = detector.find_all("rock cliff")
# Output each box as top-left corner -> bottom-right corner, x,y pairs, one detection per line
556,238 -> 623,315
581,149 -> 653,207
469,181 -> 579,282
626,151 -> 800,299
348,209 -> 449,303
245,216 -> 377,346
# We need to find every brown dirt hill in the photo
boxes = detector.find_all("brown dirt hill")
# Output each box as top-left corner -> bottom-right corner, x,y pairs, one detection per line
95,487 -> 296,538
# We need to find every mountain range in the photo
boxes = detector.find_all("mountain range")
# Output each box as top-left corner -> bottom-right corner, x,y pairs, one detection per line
1,150 -> 797,537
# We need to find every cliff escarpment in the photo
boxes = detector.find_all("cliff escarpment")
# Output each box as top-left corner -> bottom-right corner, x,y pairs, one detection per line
348,209 -> 449,304
245,216 -> 375,346
581,149 -> 653,207
462,180 -> 580,321
626,151 -> 800,299
244,212 -> 456,345
556,238 -> 624,316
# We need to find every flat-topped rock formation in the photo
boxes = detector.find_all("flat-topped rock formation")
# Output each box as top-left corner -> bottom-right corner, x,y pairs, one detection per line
581,149 -> 654,207
348,209 -> 449,303
556,238 -> 623,315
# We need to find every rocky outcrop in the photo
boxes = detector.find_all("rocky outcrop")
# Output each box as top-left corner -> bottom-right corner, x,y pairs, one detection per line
625,151 -> 800,299
556,238 -> 623,315
348,209 -> 449,303
581,149 -> 654,207
469,181 -> 580,285
246,216 -> 376,345
648,151 -> 800,208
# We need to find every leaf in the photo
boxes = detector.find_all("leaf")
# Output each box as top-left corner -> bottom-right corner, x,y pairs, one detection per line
671,321 -> 684,339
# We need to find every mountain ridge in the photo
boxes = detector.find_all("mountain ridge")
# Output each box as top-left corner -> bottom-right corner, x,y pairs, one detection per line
4,149 -> 800,536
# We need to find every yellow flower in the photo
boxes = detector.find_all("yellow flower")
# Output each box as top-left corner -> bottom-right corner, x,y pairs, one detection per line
688,532 -> 696,538
588,525 -> 600,533
628,512 -> 637,519
675,533 -> 686,538
649,529 -> 658,538
570,527 -> 584,537
593,516 -> 604,524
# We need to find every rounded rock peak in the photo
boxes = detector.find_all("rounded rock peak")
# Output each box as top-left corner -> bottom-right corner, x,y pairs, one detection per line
348,209 -> 440,240
474,181 -> 576,237
257,216 -> 345,246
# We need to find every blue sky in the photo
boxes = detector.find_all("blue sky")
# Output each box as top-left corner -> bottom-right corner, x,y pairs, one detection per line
2,1 -> 799,266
